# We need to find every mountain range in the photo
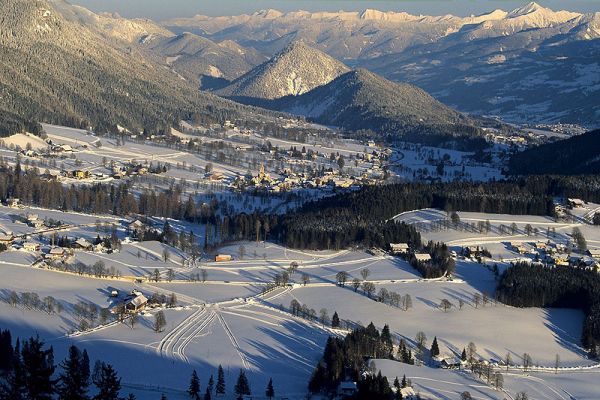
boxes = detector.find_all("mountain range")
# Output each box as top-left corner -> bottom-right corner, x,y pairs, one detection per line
164,2 -> 600,127
1,0 -> 597,142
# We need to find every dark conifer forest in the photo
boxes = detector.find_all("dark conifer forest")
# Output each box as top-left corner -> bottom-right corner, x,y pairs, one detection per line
508,129 -> 600,175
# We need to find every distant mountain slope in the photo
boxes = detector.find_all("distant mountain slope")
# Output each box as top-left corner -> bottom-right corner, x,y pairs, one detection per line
271,69 -> 479,139
165,2 -> 600,127
508,129 -> 600,175
215,41 -> 350,99
0,0 -> 257,136
141,32 -> 266,83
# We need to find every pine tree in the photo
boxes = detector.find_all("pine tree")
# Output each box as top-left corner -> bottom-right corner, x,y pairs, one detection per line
93,364 -> 121,400
234,370 -> 250,400
430,337 -> 440,358
331,312 -> 340,328
216,366 -> 225,396
207,375 -> 214,395
203,388 -> 211,400
21,336 -> 56,400
381,324 -> 393,358
57,345 -> 91,400
0,339 -> 25,400
461,348 -> 467,362
265,378 -> 274,400
188,370 -> 201,400
401,375 -> 407,388
0,329 -> 13,372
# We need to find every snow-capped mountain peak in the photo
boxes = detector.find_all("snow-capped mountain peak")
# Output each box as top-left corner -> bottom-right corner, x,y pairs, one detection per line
508,2 -> 546,17
506,1 -> 581,25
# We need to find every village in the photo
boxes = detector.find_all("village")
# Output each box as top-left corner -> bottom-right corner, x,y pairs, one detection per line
0,123 -> 599,400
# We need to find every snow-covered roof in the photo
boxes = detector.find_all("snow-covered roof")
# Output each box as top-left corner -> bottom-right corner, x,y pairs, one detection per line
414,253 -> 432,262
129,294 -> 148,307
129,220 -> 144,228
75,238 -> 92,247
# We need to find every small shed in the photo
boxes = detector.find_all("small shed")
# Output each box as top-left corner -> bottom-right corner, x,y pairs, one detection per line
215,254 -> 233,262
128,220 -> 145,232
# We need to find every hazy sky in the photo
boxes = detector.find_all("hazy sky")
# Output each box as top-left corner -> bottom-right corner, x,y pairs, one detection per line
71,1 -> 600,20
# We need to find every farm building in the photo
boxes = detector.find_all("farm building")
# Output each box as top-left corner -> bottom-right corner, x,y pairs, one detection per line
414,253 -> 432,263
23,242 -> 41,252
45,247 -> 69,259
126,294 -> 148,312
74,238 -> 93,250
390,243 -> 409,255
0,233 -> 15,245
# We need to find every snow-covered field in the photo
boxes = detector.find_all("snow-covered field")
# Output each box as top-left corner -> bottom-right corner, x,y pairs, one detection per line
2,200 -> 600,398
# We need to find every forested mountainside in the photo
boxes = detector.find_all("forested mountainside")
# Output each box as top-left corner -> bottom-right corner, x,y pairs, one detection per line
140,32 -> 267,84
272,69 -> 481,141
0,0 -> 268,137
508,129 -> 600,175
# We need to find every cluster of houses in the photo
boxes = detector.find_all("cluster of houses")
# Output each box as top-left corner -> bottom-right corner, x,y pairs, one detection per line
508,241 -> 600,269
390,243 -> 432,263
0,227 -> 113,260
484,131 -> 529,146
233,163 -> 385,194
57,160 -> 160,183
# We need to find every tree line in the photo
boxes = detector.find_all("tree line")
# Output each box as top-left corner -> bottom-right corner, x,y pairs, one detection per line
0,329 -> 278,400
0,331 -> 124,400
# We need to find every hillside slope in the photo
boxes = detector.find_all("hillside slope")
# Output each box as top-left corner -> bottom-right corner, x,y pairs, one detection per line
216,41 -> 350,99
141,32 -> 266,83
0,0 -> 256,136
508,129 -> 600,175
268,69 -> 481,140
